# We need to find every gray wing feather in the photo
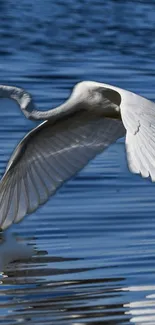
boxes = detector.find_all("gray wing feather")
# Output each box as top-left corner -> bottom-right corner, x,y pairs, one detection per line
0,109 -> 125,230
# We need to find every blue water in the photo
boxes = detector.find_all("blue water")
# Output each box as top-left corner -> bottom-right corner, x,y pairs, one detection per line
0,0 -> 155,324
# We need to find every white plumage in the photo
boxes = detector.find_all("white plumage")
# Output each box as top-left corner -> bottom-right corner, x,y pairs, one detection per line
0,80 -> 154,230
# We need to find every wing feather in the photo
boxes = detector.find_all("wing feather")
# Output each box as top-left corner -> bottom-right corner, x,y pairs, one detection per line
0,110 -> 125,229
91,81 -> 155,181
118,86 -> 155,181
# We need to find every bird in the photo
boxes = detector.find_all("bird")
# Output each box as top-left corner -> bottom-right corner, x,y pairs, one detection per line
0,80 -> 154,230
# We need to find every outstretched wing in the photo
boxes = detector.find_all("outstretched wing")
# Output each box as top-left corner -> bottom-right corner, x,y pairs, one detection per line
96,82 -> 155,182
117,87 -> 155,181
0,109 -> 125,230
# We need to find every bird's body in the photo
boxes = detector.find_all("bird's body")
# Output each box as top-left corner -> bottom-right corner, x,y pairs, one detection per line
0,81 -> 154,230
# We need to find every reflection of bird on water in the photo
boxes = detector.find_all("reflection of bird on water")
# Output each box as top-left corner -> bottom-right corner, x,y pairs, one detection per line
0,232 -> 34,272
0,80 -> 154,230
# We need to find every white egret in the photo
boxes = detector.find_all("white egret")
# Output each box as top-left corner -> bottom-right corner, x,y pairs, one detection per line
0,80 -> 154,230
